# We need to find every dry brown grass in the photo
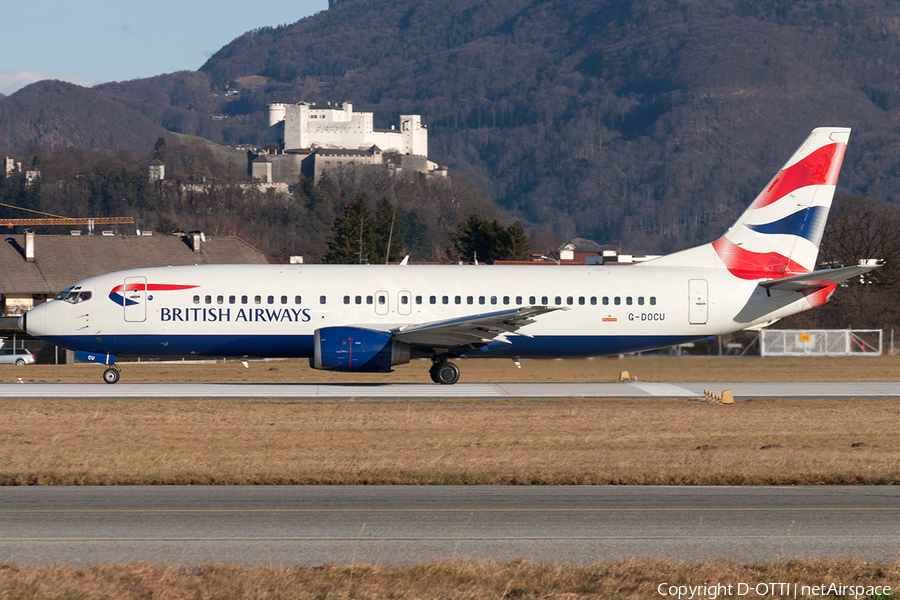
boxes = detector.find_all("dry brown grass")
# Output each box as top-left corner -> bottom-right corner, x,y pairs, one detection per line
7,354 -> 900,385
0,397 -> 897,485
0,558 -> 894,599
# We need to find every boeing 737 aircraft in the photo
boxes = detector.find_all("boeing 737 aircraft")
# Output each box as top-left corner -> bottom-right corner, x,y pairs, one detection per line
20,127 -> 876,384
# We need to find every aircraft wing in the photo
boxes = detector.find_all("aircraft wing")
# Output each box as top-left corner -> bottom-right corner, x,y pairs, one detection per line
759,264 -> 880,291
392,306 -> 565,347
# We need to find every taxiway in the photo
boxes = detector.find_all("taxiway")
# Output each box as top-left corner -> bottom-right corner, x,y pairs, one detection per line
0,486 -> 897,565
0,381 -> 898,398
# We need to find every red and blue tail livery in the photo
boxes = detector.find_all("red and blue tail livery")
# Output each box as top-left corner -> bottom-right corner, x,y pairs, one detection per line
20,127 -> 877,384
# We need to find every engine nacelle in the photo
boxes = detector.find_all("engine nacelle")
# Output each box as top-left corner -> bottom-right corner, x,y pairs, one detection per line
311,326 -> 411,372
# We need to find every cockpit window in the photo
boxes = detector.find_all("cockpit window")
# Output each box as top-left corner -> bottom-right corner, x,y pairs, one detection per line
54,286 -> 76,301
55,286 -> 91,304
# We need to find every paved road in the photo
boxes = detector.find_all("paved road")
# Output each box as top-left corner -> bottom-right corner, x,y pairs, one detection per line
0,381 -> 899,398
0,486 -> 897,565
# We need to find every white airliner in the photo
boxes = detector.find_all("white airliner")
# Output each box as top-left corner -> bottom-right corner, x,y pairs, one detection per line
20,127 -> 876,384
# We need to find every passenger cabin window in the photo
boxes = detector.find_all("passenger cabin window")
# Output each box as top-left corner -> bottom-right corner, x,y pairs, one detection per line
555,296 -> 562,305
429,295 -> 436,305
578,297 -> 584,305
229,295 -> 236,304
320,295 -> 327,304
626,297 -> 633,306
503,296 -> 510,305
193,295 -> 200,305
542,296 -> 549,305
267,295 -> 274,305
516,296 -> 522,305
254,296 -> 261,305
242,295 -> 248,304
415,296 -> 422,305
603,297 -> 609,305
401,296 -> 409,305
367,296 -> 374,305
217,295 -> 224,304
650,297 -> 657,306
205,295 -> 212,304
442,296 -> 449,305
614,297 -> 621,306
356,296 -> 363,305
281,296 -> 288,305
455,296 -> 462,305
294,296 -> 302,304
567,296 -> 574,305
467,296 -> 474,305
529,296 -> 536,304
638,297 -> 644,306
343,296 -> 351,305
590,297 -> 597,305
479,296 -> 485,305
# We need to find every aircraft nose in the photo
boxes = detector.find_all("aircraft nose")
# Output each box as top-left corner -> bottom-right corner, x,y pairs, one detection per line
17,313 -> 25,334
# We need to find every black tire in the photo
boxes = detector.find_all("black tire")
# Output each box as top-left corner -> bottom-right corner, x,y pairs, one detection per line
429,361 -> 441,383
14,359 -> 25,366
103,368 -> 120,384
435,361 -> 460,385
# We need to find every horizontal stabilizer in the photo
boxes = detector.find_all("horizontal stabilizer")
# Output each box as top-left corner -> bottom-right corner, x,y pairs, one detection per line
758,264 -> 880,291
394,306 -> 565,347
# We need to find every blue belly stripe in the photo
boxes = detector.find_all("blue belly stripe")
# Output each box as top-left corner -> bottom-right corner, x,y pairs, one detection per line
43,334 -> 701,360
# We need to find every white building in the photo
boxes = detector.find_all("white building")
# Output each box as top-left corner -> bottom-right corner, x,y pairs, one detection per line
267,101 -> 429,157
253,100 -> 444,184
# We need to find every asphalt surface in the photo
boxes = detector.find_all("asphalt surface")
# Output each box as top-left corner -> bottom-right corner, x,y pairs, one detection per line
0,486 -> 897,565
0,381 -> 899,398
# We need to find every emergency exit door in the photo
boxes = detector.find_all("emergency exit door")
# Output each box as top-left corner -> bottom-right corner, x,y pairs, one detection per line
688,279 -> 708,325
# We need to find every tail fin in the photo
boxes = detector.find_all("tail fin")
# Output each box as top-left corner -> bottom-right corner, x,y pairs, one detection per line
648,127 -> 850,278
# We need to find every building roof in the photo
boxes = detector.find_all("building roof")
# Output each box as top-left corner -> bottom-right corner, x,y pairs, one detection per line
0,234 -> 268,295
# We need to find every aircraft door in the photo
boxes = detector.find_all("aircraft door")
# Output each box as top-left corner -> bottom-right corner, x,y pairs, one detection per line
688,279 -> 708,324
123,276 -> 147,322
375,290 -> 389,316
398,291 -> 412,315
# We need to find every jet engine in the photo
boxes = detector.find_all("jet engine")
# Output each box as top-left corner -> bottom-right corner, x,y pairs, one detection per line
311,326 -> 411,372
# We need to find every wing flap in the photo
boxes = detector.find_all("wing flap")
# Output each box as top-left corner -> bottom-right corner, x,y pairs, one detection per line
394,306 -> 564,347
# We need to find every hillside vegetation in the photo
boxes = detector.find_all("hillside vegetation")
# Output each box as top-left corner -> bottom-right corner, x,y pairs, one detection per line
3,0 -> 900,256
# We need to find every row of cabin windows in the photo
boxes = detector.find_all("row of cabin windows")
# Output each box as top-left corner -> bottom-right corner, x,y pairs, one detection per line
340,295 -> 657,307
193,294 -> 658,307
193,295 -> 325,305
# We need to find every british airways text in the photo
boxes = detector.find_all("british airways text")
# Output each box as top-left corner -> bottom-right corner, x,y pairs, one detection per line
160,307 -> 312,323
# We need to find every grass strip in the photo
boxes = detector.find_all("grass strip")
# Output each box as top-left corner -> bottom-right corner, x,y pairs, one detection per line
0,398 -> 897,485
0,558 -> 895,599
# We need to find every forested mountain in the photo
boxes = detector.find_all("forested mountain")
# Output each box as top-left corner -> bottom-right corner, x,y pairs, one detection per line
4,0 -> 900,255
0,81 -> 174,154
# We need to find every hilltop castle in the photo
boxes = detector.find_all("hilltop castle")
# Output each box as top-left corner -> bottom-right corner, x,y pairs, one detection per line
249,101 -> 445,184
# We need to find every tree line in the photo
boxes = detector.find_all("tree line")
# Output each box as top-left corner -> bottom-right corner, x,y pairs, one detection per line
0,140 -> 536,265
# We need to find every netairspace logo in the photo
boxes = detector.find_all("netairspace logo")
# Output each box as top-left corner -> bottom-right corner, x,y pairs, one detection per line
656,581 -> 891,599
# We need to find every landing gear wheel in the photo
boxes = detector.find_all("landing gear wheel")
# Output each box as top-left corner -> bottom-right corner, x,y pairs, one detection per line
432,360 -> 460,385
103,368 -> 120,384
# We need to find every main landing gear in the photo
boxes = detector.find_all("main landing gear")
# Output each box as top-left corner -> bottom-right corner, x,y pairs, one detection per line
429,359 -> 460,385
103,366 -> 120,384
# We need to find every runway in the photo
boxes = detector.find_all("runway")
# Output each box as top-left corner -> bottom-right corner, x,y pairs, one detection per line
0,486 -> 897,565
0,381 -> 899,398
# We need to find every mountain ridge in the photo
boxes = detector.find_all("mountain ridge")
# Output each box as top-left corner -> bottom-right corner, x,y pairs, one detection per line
3,0 -> 900,253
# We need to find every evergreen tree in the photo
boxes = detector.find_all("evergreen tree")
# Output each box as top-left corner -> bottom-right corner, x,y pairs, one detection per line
448,214 -> 532,263
323,194 -> 375,264
371,197 -> 404,263
506,221 -> 531,260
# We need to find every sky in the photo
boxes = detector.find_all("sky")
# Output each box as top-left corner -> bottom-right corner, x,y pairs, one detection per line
0,0 -> 329,96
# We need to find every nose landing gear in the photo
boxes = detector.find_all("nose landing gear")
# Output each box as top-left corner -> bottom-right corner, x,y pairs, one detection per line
103,367 -> 120,384
429,360 -> 460,385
